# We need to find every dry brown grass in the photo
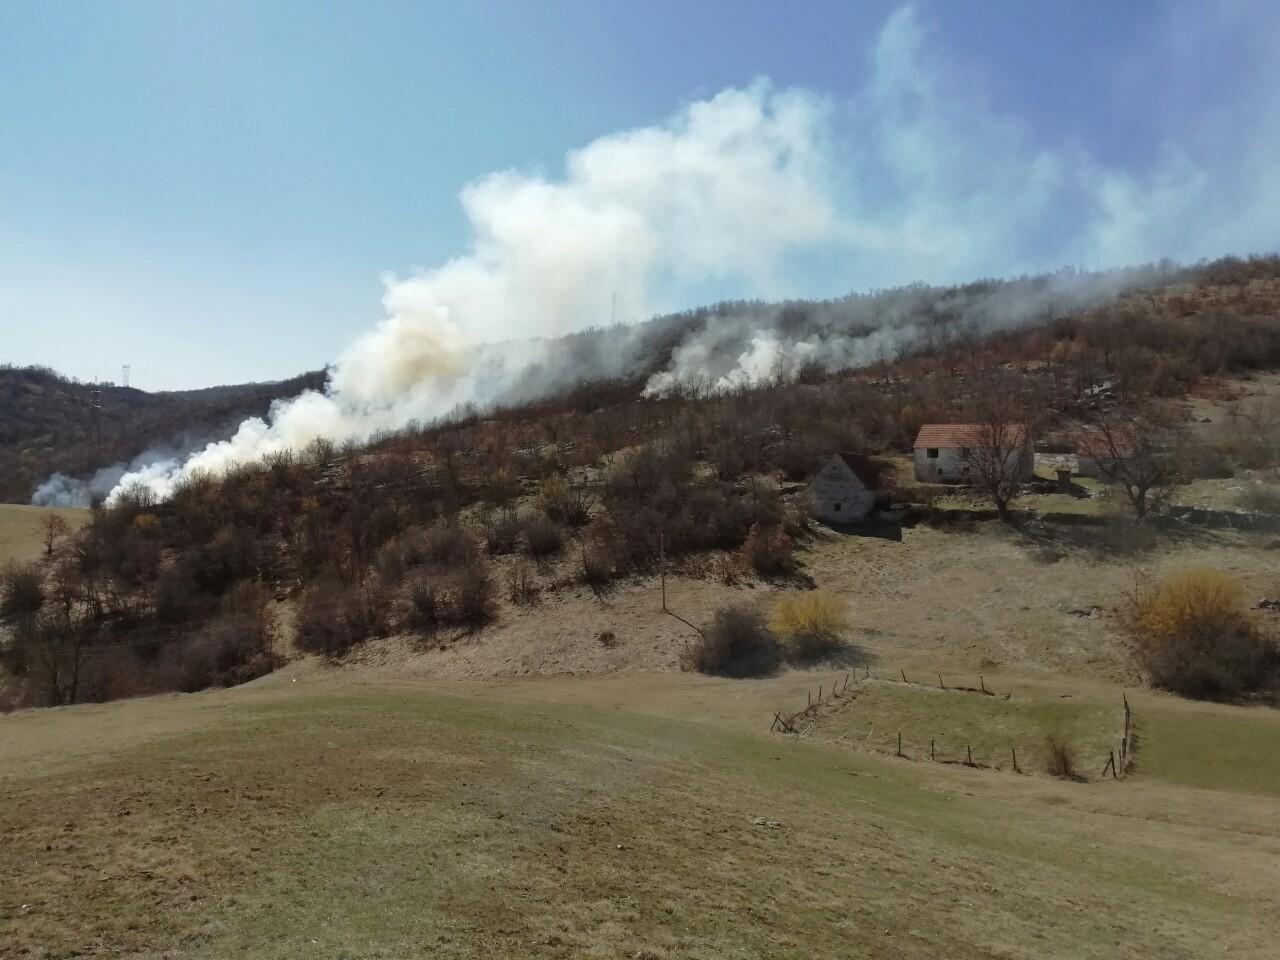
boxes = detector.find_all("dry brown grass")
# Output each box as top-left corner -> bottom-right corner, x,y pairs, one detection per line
0,504 -> 87,567
2,673 -> 1278,959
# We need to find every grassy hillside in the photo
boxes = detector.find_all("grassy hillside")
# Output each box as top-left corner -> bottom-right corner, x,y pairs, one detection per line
2,670 -> 1277,959
0,504 -> 88,566
0,365 -> 326,503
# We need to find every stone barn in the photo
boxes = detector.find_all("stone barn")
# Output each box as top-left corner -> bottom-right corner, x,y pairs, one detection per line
808,453 -> 881,523
1075,426 -> 1134,480
913,424 -> 1034,483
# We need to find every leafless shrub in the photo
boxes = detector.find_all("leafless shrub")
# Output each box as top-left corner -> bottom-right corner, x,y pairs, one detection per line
538,473 -> 593,526
295,581 -> 388,658
404,564 -> 496,632
685,603 -> 781,677
507,561 -> 538,605
523,514 -> 564,557
782,495 -> 812,537
420,523 -> 480,568
1044,735 -> 1082,780
740,523 -> 796,577
403,577 -> 444,634
580,539 -> 616,586
715,552 -> 747,584
0,562 -> 45,618
449,564 -> 496,626
481,508 -> 523,555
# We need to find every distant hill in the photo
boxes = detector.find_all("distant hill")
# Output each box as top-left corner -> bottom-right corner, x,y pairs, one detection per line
0,366 -> 326,503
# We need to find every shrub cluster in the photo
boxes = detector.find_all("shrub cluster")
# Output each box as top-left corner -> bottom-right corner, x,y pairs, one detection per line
0,562 -> 45,618
1128,568 -> 1280,701
402,565 -> 496,634
685,603 -> 782,678
740,523 -> 796,577
295,581 -> 389,659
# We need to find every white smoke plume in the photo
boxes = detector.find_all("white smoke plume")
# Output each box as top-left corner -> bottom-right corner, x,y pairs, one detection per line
32,442 -> 199,506
100,82 -> 839,501
85,3 -> 1278,502
641,265 -> 1169,396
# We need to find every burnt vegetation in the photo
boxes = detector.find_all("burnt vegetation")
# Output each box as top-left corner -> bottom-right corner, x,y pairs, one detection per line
0,365 -> 327,503
3,254 -> 1280,709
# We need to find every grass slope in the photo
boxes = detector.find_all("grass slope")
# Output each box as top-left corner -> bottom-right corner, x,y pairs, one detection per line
811,679 -> 1117,774
0,504 -> 88,566
2,674 -> 1278,959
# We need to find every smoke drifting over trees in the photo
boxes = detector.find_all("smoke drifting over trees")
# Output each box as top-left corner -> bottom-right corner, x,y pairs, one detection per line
45,5 -> 1279,503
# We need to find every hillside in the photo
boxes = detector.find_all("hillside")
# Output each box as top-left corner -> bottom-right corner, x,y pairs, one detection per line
0,366 -> 326,504
3,259 -> 1279,958
3,666 -> 1278,958
2,255 -> 1279,712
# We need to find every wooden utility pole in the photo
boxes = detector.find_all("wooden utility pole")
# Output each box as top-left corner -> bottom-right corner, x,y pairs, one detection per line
660,530 -> 667,613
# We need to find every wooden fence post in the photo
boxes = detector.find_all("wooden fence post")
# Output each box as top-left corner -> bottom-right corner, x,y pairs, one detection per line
1011,747 -> 1019,774
938,673 -> 946,690
966,745 -> 973,766
901,669 -> 908,684
897,732 -> 902,757
930,738 -> 935,761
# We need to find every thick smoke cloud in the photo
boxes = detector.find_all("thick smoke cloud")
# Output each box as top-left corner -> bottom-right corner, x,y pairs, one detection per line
80,3 -> 1278,503
32,442 -> 202,506
101,83 -> 840,500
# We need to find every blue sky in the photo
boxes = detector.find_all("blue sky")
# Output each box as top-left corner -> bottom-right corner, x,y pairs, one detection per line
2,0 -> 1277,390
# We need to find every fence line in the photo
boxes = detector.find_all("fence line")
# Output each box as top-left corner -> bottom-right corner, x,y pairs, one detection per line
772,678 -> 1138,785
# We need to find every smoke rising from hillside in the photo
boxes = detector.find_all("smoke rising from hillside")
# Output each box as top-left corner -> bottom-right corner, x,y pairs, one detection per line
99,83 -> 840,500
74,3 -> 1278,503
31,442 -> 203,507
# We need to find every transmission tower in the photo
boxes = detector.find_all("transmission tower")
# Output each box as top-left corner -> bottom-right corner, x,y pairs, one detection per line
90,382 -> 103,454
121,364 -> 130,388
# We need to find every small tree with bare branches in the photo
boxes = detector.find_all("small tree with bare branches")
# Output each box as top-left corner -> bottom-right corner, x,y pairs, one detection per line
962,375 -> 1040,521
40,514 -> 70,559
1080,406 -> 1186,520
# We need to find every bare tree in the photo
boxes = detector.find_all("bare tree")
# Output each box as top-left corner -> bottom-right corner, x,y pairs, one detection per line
40,514 -> 70,559
964,423 -> 1032,521
963,376 -> 1040,522
1080,406 -> 1186,520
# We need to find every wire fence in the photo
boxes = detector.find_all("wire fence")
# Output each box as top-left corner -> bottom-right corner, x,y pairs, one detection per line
771,670 -> 1138,783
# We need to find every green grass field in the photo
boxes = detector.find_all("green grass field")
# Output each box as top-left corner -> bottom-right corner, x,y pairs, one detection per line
3,673 -> 1278,959
1135,701 -> 1280,796
811,679 -> 1117,774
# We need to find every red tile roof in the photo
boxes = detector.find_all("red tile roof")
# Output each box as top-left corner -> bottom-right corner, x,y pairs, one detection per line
914,424 -> 1028,449
1075,426 -> 1136,458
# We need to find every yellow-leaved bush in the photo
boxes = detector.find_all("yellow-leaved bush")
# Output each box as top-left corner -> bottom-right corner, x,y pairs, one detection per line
1129,567 -> 1279,701
769,590 -> 849,661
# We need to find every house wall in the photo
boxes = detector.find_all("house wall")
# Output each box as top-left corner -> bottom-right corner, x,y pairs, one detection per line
914,446 -> 970,482
1077,453 -> 1126,482
808,468 -> 874,523
914,444 -> 1034,483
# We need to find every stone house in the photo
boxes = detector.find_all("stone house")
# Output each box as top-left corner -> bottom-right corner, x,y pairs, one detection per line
913,424 -> 1034,483
808,452 -> 881,523
1075,426 -> 1135,480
